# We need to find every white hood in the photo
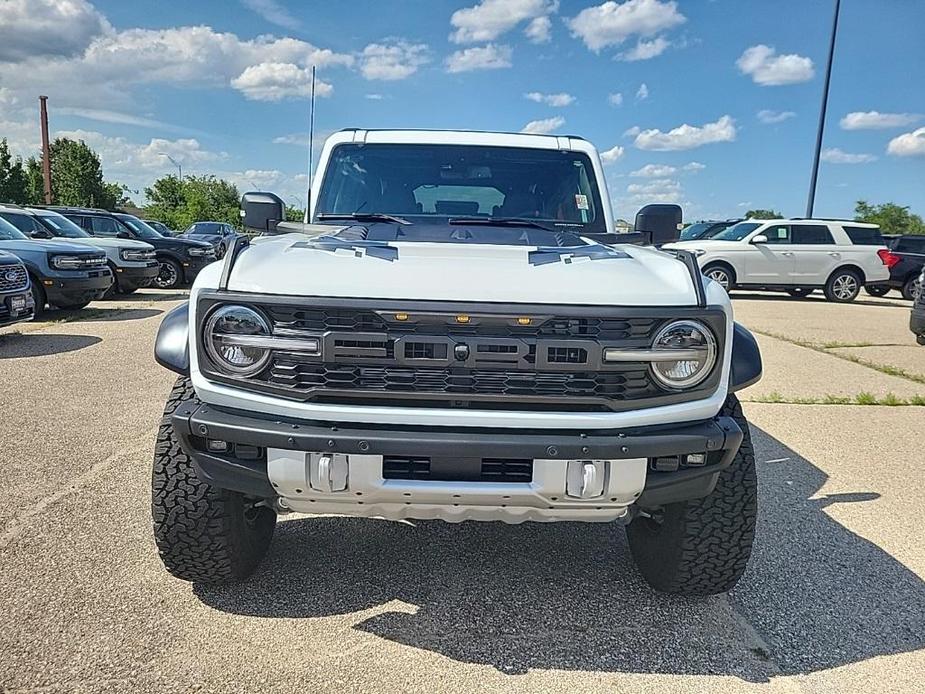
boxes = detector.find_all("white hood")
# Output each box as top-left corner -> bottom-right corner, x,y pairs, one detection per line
663,240 -> 745,252
219,234 -> 700,306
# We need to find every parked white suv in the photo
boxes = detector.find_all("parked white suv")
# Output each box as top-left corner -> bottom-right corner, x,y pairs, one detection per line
665,219 -> 891,302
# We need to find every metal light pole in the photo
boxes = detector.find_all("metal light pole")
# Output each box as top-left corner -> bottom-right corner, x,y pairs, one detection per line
806,0 -> 841,218
159,152 -> 183,180
303,65 -> 316,224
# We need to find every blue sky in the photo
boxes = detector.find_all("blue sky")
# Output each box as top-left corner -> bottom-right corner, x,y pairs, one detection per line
1,0 -> 923,221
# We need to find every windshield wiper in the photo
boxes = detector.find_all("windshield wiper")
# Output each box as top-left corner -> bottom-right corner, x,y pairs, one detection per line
448,216 -> 557,232
317,212 -> 411,226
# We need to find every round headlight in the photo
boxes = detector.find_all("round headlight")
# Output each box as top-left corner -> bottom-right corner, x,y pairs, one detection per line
650,320 -> 717,389
203,305 -> 271,376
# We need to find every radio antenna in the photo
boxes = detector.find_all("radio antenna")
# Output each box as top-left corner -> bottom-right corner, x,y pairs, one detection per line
303,65 -> 315,224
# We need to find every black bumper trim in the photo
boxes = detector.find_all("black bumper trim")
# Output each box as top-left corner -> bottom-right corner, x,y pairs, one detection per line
171,401 -> 744,502
118,263 -> 158,283
44,273 -> 113,303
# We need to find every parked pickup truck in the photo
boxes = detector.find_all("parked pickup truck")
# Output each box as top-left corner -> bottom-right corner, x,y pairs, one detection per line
0,214 -> 111,314
0,250 -> 35,327
152,129 -> 763,596
0,205 -> 158,295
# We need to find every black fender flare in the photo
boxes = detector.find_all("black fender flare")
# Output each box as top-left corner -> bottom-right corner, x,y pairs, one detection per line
155,301 -> 190,375
729,322 -> 762,392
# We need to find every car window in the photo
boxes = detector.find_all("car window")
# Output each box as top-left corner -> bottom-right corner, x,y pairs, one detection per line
843,225 -> 885,246
0,215 -> 28,240
792,224 -> 835,245
761,224 -> 791,244
0,212 -> 42,233
89,215 -> 123,236
711,221 -> 760,241
35,212 -> 92,238
895,237 -> 925,253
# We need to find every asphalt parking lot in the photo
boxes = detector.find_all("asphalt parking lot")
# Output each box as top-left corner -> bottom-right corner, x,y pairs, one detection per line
0,290 -> 923,693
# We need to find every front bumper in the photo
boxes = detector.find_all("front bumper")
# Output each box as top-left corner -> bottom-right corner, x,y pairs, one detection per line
181,256 -> 215,284
44,270 -> 113,305
0,291 -> 35,327
172,401 -> 744,522
115,262 -> 158,290
911,303 -> 925,344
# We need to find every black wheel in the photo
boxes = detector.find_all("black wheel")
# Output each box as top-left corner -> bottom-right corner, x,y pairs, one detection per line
152,377 -> 276,584
703,263 -> 734,292
864,285 -> 890,298
54,300 -> 90,310
30,280 -> 46,317
786,287 -> 814,298
901,275 -> 922,302
824,269 -> 862,303
154,258 -> 182,289
216,243 -> 227,259
627,394 -> 757,596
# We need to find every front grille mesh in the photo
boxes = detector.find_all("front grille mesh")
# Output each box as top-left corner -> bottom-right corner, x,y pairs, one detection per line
0,264 -> 28,292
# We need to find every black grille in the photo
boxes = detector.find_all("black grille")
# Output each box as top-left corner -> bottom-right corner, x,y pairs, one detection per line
382,456 -> 533,482
0,264 -> 28,292
267,306 -> 658,341
268,359 -> 654,402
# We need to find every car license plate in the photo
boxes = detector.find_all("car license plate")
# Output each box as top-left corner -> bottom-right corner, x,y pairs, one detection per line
10,295 -> 26,311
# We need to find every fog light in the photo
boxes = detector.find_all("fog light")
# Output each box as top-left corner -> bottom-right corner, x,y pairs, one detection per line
684,453 -> 706,466
207,439 -> 230,452
651,456 -> 680,472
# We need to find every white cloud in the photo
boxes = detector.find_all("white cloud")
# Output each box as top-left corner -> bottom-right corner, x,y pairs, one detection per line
240,0 -> 301,30
619,36 -> 670,61
840,111 -> 922,130
600,145 -> 625,163
608,92 -> 624,106
55,107 -> 194,134
0,24 -> 353,109
55,130 -> 226,173
636,83 -> 649,100
625,178 -> 682,204
360,41 -> 429,80
365,93 -> 385,100
634,115 -> 736,151
0,0 -> 111,62
630,163 -> 676,177
445,44 -> 512,73
525,91 -> 575,107
524,16 -> 553,43
887,127 -> 925,157
231,62 -> 334,101
520,116 -> 565,134
272,133 -> 313,146
567,0 -> 685,52
736,45 -> 814,86
450,0 -> 558,43
682,161 -> 705,172
757,109 -> 796,124
820,147 -> 876,164
623,125 -> 641,137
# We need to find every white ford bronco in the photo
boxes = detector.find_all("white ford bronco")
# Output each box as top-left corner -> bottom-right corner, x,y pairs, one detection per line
153,129 -> 763,595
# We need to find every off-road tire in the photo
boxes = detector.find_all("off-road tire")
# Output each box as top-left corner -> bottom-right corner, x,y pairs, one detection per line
626,394 -> 757,596
151,377 -> 276,584
30,279 -> 46,317
154,258 -> 183,289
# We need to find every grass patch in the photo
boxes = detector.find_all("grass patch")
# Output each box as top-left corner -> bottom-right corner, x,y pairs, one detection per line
752,328 -> 925,385
747,391 -> 925,406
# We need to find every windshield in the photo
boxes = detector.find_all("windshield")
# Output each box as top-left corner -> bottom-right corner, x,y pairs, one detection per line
680,222 -> 714,241
315,143 -> 607,234
186,222 -> 222,235
0,216 -> 28,240
116,214 -> 161,240
34,212 -> 91,238
712,222 -> 761,242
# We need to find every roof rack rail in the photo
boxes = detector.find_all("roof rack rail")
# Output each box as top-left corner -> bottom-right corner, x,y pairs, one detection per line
791,216 -> 868,223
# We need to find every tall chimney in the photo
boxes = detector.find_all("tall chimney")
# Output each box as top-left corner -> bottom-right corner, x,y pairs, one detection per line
39,96 -> 52,204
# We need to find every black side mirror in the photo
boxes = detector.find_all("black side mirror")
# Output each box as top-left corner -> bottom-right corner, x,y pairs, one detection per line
30,229 -> 52,239
241,191 -> 285,234
634,204 -> 683,246
116,230 -> 130,239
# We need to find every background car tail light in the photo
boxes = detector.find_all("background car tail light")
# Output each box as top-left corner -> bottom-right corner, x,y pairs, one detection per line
877,249 -> 900,269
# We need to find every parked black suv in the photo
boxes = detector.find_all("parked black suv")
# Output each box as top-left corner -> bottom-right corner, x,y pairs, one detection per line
866,235 -> 924,300
0,250 -> 35,327
180,221 -> 242,258
679,219 -> 742,241
49,208 -> 216,289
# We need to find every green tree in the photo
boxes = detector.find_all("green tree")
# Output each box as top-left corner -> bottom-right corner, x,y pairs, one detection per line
286,205 -> 304,222
0,138 -> 30,204
744,208 -> 783,219
855,200 -> 925,235
23,137 -> 129,208
144,175 -> 241,230
24,157 -> 45,205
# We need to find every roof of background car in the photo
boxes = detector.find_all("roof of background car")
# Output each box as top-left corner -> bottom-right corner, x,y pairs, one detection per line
329,129 -> 593,151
